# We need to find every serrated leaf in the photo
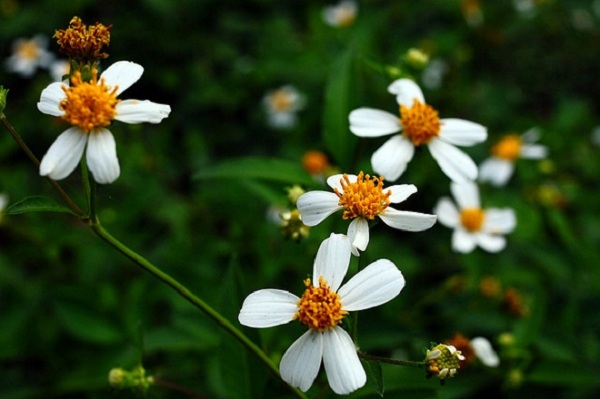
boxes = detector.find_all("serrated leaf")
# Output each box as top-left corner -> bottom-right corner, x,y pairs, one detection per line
323,47 -> 359,169
193,156 -> 314,186
3,195 -> 76,215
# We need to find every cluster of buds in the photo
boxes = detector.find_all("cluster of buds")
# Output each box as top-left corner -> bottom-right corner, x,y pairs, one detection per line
108,365 -> 153,394
425,343 -> 465,383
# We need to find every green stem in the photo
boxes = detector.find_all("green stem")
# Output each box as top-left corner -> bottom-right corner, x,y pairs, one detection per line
89,219 -> 307,399
1,113 -> 85,217
357,351 -> 426,368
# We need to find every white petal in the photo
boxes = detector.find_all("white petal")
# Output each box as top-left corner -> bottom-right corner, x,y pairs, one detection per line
387,184 -> 417,203
100,61 -> 144,96
521,127 -> 541,143
349,108 -> 401,137
438,119 -> 487,146
378,208 -> 437,232
371,135 -> 415,181
86,128 -> 120,184
452,229 -> 477,253
520,144 -> 548,159
433,197 -> 460,228
475,233 -> 507,252
322,327 -> 366,395
37,82 -> 66,117
428,139 -> 478,183
238,289 -> 298,328
115,100 -> 171,124
39,127 -> 87,180
470,337 -> 500,367
478,158 -> 514,187
313,233 -> 352,292
387,78 -> 425,107
338,259 -> 404,311
296,191 -> 341,226
347,218 -> 369,254
483,208 -> 516,234
280,330 -> 323,392
326,173 -> 357,192
450,180 -> 480,209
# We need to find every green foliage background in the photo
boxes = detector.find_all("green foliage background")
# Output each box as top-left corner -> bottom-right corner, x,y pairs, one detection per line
1,0 -> 599,398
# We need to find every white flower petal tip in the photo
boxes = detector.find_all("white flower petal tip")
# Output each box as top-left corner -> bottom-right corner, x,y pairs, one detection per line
238,289 -> 298,328
280,330 -> 323,392
471,337 -> 500,367
428,139 -> 478,183
387,78 -> 425,106
379,209 -> 437,232
100,61 -> 144,95
349,108 -> 401,137
115,100 -> 171,124
39,127 -> 87,180
439,119 -> 487,146
86,128 -> 120,184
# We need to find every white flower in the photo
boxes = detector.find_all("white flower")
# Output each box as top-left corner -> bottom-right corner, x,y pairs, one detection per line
263,85 -> 305,129
5,35 -> 54,77
434,181 -> 516,253
349,78 -> 487,183
479,128 -> 548,187
470,337 -> 500,367
49,59 -> 70,82
297,172 -> 437,255
37,61 -> 171,184
238,233 -> 405,395
323,1 -> 358,27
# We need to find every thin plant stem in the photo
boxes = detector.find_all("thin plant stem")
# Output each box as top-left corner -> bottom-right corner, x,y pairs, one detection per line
357,351 -> 426,368
1,113 -> 85,217
89,219 -> 308,399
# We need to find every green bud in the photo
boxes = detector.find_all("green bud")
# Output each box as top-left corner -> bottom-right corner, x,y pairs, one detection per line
405,48 -> 429,70
0,86 -> 9,114
108,365 -> 153,394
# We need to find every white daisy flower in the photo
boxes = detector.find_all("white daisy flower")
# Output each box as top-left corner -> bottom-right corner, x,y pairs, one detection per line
263,85 -> 305,129
5,35 -> 54,77
434,181 -> 516,253
322,1 -> 358,28
37,61 -> 171,184
349,78 -> 487,183
238,233 -> 405,395
479,128 -> 548,187
297,172 -> 437,255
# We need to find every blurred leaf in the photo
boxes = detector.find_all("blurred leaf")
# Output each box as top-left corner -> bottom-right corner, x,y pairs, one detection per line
323,47 -> 359,169
364,359 -> 385,397
54,302 -> 123,345
3,195 -> 76,215
194,156 -> 314,186
527,361 -> 599,387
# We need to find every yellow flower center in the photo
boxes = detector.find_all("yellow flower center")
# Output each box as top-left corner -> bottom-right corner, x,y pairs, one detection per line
491,134 -> 522,160
427,344 -> 463,379
460,208 -> 485,232
295,277 -> 347,331
400,99 -> 441,146
268,89 -> 294,112
336,8 -> 357,27
16,39 -> 40,60
60,69 -> 120,133
335,172 -> 391,220
54,16 -> 111,61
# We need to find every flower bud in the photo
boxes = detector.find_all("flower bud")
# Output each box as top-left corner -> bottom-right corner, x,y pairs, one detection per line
425,344 -> 465,382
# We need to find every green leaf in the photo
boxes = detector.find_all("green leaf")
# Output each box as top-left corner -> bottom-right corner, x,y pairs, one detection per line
54,302 -> 123,345
3,195 -> 76,215
193,156 -> 314,186
322,47 -> 359,169
364,359 -> 385,397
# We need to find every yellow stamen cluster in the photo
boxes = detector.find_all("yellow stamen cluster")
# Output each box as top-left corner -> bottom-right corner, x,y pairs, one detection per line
16,39 -> 40,60
335,8 -> 357,27
400,99 -> 441,146
335,172 -> 391,220
54,16 -> 111,61
491,134 -> 522,160
460,208 -> 485,233
426,344 -> 464,380
268,89 -> 294,112
295,277 -> 347,331
60,70 -> 120,132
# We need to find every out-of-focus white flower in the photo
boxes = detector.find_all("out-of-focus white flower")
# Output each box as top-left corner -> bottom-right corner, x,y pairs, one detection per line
323,1 -> 358,27
37,61 -> 171,184
421,59 -> 448,90
479,128 -> 548,187
297,172 -> 437,255
349,79 -> 487,183
49,59 -> 70,82
238,233 -> 405,394
434,181 -> 516,253
5,35 -> 54,77
262,85 -> 305,129
470,337 -> 500,367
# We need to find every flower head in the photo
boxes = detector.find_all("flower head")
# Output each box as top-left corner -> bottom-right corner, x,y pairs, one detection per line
5,35 -> 54,77
322,1 -> 358,28
425,344 -> 465,381
238,234 -> 405,394
54,16 -> 111,64
434,181 -> 516,253
479,128 -> 548,186
349,78 -> 487,183
263,85 -> 305,129
37,61 -> 171,184
297,172 -> 437,255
